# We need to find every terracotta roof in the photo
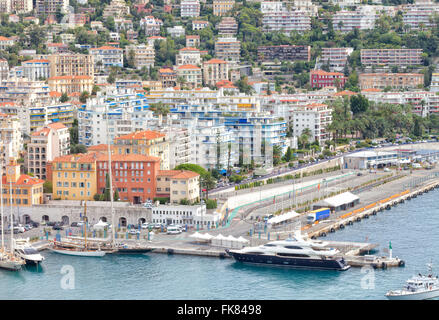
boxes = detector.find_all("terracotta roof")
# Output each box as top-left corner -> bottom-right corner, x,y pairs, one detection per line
2,175 -> 44,186
48,75 -> 92,80
47,122 -> 67,130
177,64 -> 201,70
311,70 -> 344,76
23,59 -> 50,63
91,46 -> 122,50
216,80 -> 234,88
204,58 -> 227,64
361,88 -> 382,92
186,35 -> 200,38
0,36 -> 12,41
334,90 -> 357,96
159,68 -> 175,73
179,47 -> 200,52
158,170 -> 199,179
97,154 -> 161,162
0,102 -> 15,106
88,144 -> 109,152
47,43 -> 66,47
31,128 -> 50,136
52,153 -> 102,164
49,91 -> 62,97
114,130 -> 166,141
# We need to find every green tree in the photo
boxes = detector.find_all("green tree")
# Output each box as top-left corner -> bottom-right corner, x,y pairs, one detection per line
60,92 -> 69,103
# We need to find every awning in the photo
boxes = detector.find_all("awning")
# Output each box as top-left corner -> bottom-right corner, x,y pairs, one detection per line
320,192 -> 359,208
267,211 -> 299,225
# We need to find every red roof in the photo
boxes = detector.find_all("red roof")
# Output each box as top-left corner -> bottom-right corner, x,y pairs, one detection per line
91,46 -> 122,51
158,170 -> 199,179
47,122 -> 67,130
204,59 -> 227,64
114,130 -> 166,141
23,59 -> 50,64
177,64 -> 201,70
2,175 -> 44,186
97,154 -> 161,163
311,70 -> 344,76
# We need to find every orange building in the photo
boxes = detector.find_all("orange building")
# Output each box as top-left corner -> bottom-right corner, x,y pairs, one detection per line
1,160 -> 44,207
96,154 -> 160,204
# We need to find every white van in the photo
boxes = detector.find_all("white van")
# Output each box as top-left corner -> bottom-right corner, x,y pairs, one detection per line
412,163 -> 422,169
167,226 -> 182,235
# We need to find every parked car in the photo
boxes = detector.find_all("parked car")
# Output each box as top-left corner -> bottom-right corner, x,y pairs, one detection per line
29,221 -> 39,228
166,226 -> 182,235
46,221 -> 56,227
141,223 -> 150,229
129,229 -> 140,235
14,226 -> 26,233
24,224 -> 32,231
71,222 -> 78,227
52,224 -> 64,230
384,167 -> 391,172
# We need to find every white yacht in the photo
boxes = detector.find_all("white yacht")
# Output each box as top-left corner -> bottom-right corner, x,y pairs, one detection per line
226,231 -> 350,271
386,263 -> 439,300
13,238 -> 45,265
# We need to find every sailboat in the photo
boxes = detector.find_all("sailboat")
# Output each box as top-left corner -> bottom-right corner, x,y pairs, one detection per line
50,187 -> 106,257
0,168 -> 25,271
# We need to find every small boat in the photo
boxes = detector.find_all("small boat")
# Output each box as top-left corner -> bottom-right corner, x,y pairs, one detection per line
13,238 -> 45,265
49,201 -> 105,257
0,250 -> 25,271
226,231 -> 350,271
50,244 -> 106,257
386,263 -> 439,300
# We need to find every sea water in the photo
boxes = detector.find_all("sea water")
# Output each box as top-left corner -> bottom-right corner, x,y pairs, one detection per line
1,188 -> 438,300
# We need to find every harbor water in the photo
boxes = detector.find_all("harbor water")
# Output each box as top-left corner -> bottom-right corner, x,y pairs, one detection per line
1,188 -> 439,300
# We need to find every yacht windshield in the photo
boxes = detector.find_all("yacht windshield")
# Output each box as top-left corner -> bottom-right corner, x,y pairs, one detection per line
23,248 -> 39,254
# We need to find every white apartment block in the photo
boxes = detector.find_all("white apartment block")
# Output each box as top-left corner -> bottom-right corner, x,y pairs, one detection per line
90,46 -> 124,72
125,44 -> 155,70
431,73 -> 439,92
320,48 -> 353,72
176,48 -> 201,66
262,10 -> 311,34
214,37 -> 241,62
158,127 -> 191,169
141,16 -> 163,36
78,95 -> 155,146
27,122 -> 70,180
290,103 -> 333,146
0,59 -> 8,81
0,113 -> 21,173
332,7 -> 377,32
22,59 -> 50,81
167,26 -> 186,38
180,0 -> 200,17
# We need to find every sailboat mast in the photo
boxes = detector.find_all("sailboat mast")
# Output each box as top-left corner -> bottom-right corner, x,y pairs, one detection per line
106,105 -> 115,247
84,200 -> 87,249
9,181 -> 13,252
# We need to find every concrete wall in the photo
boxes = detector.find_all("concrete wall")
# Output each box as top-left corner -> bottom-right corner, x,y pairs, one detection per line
17,201 -> 152,227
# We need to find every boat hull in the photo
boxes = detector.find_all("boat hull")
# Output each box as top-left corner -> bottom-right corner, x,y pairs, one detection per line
0,260 -> 23,271
386,288 -> 439,300
226,250 -> 350,271
50,248 -> 106,257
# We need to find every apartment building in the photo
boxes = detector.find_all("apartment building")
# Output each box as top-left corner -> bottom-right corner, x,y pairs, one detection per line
217,17 -> 238,35
140,16 -> 163,36
1,159 -> 44,207
90,46 -> 124,72
0,58 -> 9,81
402,2 -> 439,30
258,45 -> 311,62
359,73 -> 424,90
214,37 -> 241,62
47,43 -> 69,54
180,0 -> 200,17
290,103 -> 333,146
176,47 -> 201,66
431,73 -> 439,92
203,59 -> 229,87
192,20 -> 209,30
213,0 -> 235,16
320,47 -> 353,72
0,78 -> 51,107
21,59 -> 50,81
159,68 -> 177,88
102,0 -> 130,19
47,75 -> 94,95
0,36 -> 15,50
158,127 -> 191,169
360,49 -> 424,66
29,103 -> 75,133
114,130 -> 170,170
96,154 -> 160,204
167,26 -> 186,38
27,122 -> 70,180
332,8 -> 377,32
125,44 -> 155,70
51,153 -> 99,201
0,113 -> 21,173
156,170 -> 200,204
35,0 -> 68,15
11,0 -> 33,13
186,35 -> 200,48
310,70 -> 347,89
48,54 -> 94,78
176,64 -> 203,89
262,10 -> 311,33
